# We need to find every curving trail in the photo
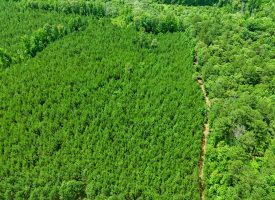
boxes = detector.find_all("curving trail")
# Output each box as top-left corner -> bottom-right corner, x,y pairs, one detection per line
197,78 -> 210,200
197,79 -> 211,107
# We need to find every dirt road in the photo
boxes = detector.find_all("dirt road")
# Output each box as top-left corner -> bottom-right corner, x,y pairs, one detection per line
197,78 -> 210,200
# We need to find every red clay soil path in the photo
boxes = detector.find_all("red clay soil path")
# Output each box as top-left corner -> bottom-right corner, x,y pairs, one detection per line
197,79 -> 210,200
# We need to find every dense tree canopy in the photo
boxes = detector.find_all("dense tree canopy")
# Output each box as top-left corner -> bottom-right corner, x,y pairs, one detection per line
1,0 -> 274,199
156,0 -> 219,6
0,4 -> 205,198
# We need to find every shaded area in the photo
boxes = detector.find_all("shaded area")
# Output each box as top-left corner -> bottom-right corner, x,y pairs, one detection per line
156,0 -> 219,6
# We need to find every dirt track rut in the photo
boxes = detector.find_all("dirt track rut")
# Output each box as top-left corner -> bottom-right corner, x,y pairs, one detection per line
197,79 -> 210,200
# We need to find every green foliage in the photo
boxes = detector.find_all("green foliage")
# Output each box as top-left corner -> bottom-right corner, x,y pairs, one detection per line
156,0 -> 219,6
218,0 -> 263,15
0,1 -> 73,55
23,17 -> 87,57
22,0 -> 106,17
1,0 -> 274,199
0,17 -> 204,199
134,13 -> 181,34
0,48 -> 12,69
133,31 -> 160,48
185,2 -> 275,199
120,0 -> 275,198
59,180 -> 85,200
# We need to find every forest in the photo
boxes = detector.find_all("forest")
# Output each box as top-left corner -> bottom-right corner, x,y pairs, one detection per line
0,0 -> 274,199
